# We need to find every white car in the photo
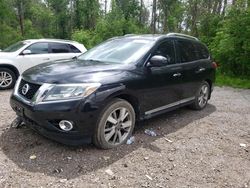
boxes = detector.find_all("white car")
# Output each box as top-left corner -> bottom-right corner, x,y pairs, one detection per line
0,39 -> 87,89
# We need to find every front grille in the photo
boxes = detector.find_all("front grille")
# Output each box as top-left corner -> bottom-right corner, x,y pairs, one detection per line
18,79 -> 41,100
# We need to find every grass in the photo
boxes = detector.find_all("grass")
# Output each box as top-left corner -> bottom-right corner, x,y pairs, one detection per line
215,72 -> 250,89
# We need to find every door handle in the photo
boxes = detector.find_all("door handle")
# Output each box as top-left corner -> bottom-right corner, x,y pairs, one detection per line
196,67 -> 205,73
173,73 -> 182,77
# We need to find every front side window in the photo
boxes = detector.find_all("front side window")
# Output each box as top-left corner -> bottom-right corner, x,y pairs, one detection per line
26,42 -> 49,54
78,38 -> 155,64
153,40 -> 176,64
49,43 -> 70,53
177,40 -> 197,63
3,41 -> 28,52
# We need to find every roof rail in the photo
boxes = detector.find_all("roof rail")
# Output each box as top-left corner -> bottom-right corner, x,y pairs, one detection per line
124,34 -> 135,37
167,33 -> 199,41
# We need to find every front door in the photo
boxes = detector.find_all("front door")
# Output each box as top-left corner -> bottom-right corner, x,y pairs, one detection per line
141,40 -> 184,115
17,42 -> 50,74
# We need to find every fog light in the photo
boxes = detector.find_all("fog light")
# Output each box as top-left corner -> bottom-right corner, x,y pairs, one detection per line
59,120 -> 73,131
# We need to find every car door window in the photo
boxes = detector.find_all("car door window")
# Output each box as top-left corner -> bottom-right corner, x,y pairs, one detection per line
177,40 -> 197,63
193,43 -> 209,59
49,43 -> 70,53
154,40 -> 176,65
25,43 -> 49,54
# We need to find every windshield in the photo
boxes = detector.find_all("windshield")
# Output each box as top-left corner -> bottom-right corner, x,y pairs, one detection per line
3,41 -> 27,52
78,38 -> 155,64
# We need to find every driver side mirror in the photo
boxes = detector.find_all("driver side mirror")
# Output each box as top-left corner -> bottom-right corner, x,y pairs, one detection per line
147,55 -> 169,67
21,49 -> 31,55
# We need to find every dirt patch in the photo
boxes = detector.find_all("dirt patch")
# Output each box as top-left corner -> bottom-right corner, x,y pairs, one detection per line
0,87 -> 249,187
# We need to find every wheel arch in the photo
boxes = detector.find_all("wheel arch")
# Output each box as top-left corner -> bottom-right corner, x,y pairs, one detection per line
0,64 -> 20,78
103,91 -> 141,121
204,78 -> 212,99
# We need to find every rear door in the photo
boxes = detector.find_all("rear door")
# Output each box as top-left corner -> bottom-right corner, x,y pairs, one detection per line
175,39 -> 210,99
142,39 -> 185,114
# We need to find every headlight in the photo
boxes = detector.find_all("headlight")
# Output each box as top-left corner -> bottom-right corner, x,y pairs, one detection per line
42,83 -> 101,102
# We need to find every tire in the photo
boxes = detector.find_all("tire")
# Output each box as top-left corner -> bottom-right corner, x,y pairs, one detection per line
190,81 -> 210,110
93,98 -> 136,149
0,68 -> 16,90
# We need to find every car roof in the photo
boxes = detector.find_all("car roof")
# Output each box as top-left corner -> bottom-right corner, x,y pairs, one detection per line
23,39 -> 80,44
120,33 -> 199,42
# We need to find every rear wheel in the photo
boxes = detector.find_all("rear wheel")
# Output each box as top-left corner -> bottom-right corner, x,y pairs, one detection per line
93,99 -> 135,149
0,68 -> 16,90
190,81 -> 210,110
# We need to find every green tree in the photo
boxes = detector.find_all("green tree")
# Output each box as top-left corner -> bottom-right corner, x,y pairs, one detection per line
211,2 -> 250,77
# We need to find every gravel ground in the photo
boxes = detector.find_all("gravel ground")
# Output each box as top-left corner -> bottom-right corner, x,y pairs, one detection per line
0,87 -> 249,188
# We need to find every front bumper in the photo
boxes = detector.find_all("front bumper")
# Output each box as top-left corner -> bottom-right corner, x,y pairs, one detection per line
10,94 -> 101,145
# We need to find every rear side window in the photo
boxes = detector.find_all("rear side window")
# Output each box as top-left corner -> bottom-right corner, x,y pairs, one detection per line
49,43 -> 70,53
154,40 -> 176,64
26,43 -> 49,54
69,44 -> 81,53
194,43 -> 209,59
177,40 -> 197,63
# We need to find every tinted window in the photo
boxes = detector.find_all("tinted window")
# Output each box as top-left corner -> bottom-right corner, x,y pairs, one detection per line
50,43 -> 70,53
177,40 -> 197,62
26,43 -> 49,54
69,44 -> 81,53
194,43 -> 209,59
154,40 -> 176,64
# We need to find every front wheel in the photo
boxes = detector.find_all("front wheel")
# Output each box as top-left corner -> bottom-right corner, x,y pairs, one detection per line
0,68 -> 16,90
190,81 -> 210,110
93,99 -> 135,149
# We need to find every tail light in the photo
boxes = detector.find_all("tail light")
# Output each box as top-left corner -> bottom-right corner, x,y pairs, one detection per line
212,62 -> 218,69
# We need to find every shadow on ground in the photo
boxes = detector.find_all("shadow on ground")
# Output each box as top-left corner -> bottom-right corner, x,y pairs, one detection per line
0,104 -> 216,179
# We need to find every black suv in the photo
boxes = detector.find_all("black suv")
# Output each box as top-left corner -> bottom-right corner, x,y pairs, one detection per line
10,33 -> 216,149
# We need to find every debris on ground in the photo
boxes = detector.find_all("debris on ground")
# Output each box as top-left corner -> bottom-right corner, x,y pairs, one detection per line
240,143 -> 247,148
164,137 -> 173,143
11,117 -> 25,129
144,157 -> 149,160
145,175 -> 153,180
53,168 -> 63,174
105,169 -> 114,176
102,156 -> 110,161
144,129 -> 157,136
126,136 -> 135,145
29,155 -> 37,160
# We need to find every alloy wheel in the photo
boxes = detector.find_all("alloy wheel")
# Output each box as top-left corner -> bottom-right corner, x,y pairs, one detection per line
104,107 -> 132,145
0,71 -> 13,88
198,85 -> 209,108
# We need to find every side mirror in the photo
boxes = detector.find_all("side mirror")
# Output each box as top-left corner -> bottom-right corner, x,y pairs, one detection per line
147,55 -> 169,67
21,49 -> 31,55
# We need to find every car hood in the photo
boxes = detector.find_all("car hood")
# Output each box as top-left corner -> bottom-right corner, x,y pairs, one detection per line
0,52 -> 15,59
23,59 -> 131,84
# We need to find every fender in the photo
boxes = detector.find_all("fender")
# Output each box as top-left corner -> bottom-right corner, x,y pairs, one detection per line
0,63 -> 20,77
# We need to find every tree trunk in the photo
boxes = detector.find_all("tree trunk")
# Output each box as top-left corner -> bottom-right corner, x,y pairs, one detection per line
222,0 -> 227,16
17,0 -> 24,36
151,0 -> 157,33
104,0 -> 107,15
139,0 -> 143,24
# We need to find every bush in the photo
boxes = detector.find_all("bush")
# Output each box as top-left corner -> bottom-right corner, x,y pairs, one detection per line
210,7 -> 250,77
